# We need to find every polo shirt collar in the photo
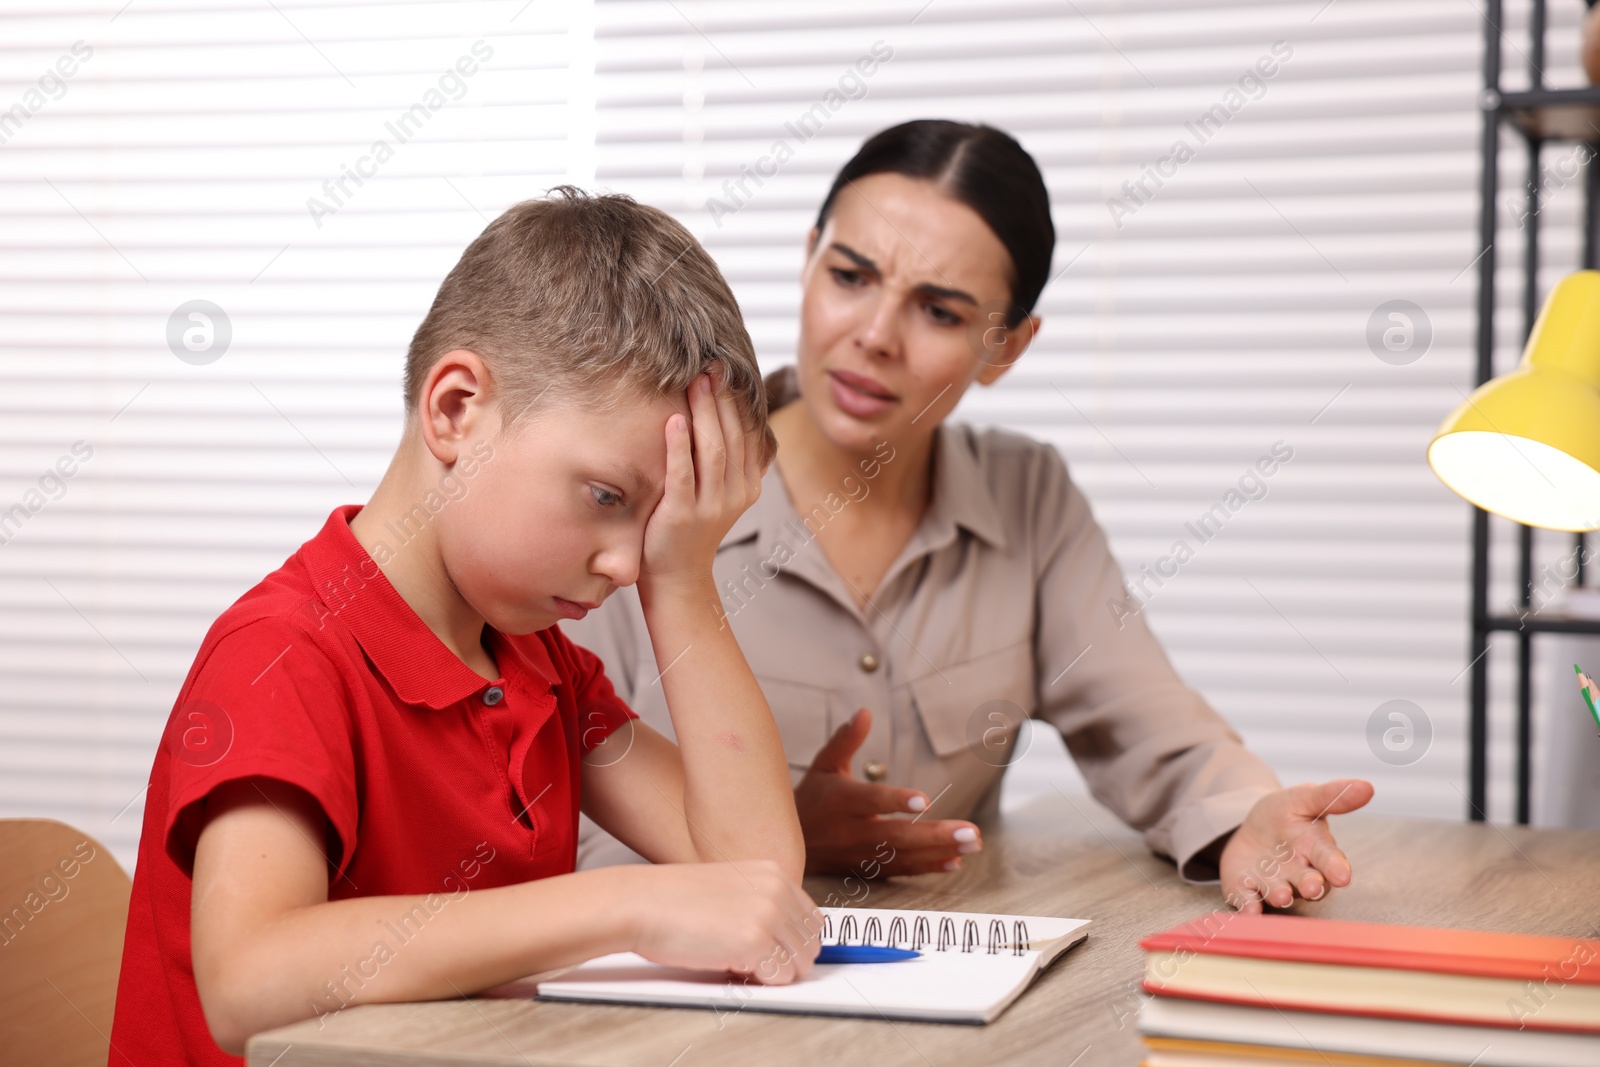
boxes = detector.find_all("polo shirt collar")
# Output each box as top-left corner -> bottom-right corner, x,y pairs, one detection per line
299,506 -> 559,710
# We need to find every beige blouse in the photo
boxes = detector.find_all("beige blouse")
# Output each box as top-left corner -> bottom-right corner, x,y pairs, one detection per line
565,368 -> 1280,883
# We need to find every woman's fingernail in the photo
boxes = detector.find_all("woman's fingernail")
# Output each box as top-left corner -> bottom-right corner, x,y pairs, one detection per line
958,841 -> 982,854
906,796 -> 928,812
953,827 -> 978,843
1307,882 -> 1327,901
942,859 -> 961,871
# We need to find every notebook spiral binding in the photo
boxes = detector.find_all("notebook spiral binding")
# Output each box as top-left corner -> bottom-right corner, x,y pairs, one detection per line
820,912 -> 1031,956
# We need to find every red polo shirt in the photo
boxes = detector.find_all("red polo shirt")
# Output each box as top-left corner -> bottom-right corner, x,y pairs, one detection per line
110,505 -> 637,1065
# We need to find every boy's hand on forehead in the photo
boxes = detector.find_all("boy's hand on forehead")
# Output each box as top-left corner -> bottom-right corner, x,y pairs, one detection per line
637,369 -> 763,600
609,366 -> 806,885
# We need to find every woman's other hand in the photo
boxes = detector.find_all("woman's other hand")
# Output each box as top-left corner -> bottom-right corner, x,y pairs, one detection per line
794,708 -> 982,876
1219,778 -> 1375,911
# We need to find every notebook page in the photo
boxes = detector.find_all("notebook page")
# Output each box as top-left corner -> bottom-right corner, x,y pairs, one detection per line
536,948 -> 1044,1024
535,908 -> 1091,1023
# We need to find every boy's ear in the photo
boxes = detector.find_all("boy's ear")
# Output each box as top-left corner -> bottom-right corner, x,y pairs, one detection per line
417,350 -> 496,464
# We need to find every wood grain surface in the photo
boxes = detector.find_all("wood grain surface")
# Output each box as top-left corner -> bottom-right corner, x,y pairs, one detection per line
245,794 -> 1600,1066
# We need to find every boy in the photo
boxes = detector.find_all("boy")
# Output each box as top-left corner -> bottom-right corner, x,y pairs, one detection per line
110,188 -> 820,1063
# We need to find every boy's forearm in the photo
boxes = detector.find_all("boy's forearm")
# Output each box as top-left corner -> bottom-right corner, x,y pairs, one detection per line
206,866 -> 641,1052
639,576 -> 805,880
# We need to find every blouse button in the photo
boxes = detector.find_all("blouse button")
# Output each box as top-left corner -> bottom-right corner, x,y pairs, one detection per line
863,759 -> 887,782
483,686 -> 505,706
859,653 -> 880,673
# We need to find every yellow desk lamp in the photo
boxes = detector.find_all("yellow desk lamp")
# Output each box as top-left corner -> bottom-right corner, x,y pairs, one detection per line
1428,269 -> 1600,531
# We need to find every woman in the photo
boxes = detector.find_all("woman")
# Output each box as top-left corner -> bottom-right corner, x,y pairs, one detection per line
567,120 -> 1372,911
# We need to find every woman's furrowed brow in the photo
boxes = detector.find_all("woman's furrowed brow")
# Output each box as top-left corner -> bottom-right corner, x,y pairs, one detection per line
830,241 -> 878,273
831,241 -> 978,305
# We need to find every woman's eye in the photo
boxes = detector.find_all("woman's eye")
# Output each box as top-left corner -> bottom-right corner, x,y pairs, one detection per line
829,267 -> 864,288
589,485 -> 622,508
925,303 -> 961,326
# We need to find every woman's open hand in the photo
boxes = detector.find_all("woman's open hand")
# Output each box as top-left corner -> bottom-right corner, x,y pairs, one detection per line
1219,778 -> 1375,911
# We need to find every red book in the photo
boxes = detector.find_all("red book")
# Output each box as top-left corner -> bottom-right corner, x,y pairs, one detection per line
1139,912 -> 1600,1033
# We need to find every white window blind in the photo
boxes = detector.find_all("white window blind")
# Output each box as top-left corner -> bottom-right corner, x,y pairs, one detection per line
2,0 -> 1585,878
0,0 -> 589,872
589,0 -> 1575,823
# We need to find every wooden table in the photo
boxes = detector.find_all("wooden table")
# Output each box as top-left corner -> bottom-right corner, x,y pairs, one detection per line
246,794 -> 1600,1066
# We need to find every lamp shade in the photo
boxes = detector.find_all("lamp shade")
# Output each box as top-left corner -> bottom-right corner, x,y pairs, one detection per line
1428,270 -> 1600,531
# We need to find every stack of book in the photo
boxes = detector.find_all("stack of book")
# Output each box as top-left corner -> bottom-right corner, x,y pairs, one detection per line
1136,912 -> 1600,1066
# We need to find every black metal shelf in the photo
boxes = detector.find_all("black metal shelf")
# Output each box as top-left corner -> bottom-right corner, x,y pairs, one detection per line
1485,614 -> 1600,635
1471,1 -> 1598,825
1498,86 -> 1600,140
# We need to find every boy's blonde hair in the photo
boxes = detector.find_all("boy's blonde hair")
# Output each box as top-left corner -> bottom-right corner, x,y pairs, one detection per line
405,186 -> 774,463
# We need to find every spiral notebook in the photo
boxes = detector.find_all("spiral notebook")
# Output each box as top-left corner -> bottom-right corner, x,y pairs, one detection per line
534,906 -> 1091,1024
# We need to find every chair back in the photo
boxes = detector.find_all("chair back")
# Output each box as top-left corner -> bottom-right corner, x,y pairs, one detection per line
0,819 -> 131,1067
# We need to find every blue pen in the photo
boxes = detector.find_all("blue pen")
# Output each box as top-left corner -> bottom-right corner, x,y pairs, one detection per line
816,944 -> 921,964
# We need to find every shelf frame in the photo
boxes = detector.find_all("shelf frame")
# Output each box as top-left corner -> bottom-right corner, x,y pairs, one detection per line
1471,0 -> 1598,824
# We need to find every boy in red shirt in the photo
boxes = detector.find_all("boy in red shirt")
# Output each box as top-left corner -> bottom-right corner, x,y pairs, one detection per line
111,188 -> 818,1063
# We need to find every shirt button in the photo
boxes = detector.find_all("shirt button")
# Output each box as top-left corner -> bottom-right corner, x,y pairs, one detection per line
863,759 -> 887,782
483,686 -> 505,706
859,653 -> 880,673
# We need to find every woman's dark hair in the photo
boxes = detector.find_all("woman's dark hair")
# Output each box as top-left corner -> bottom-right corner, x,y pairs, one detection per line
814,120 -> 1054,326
